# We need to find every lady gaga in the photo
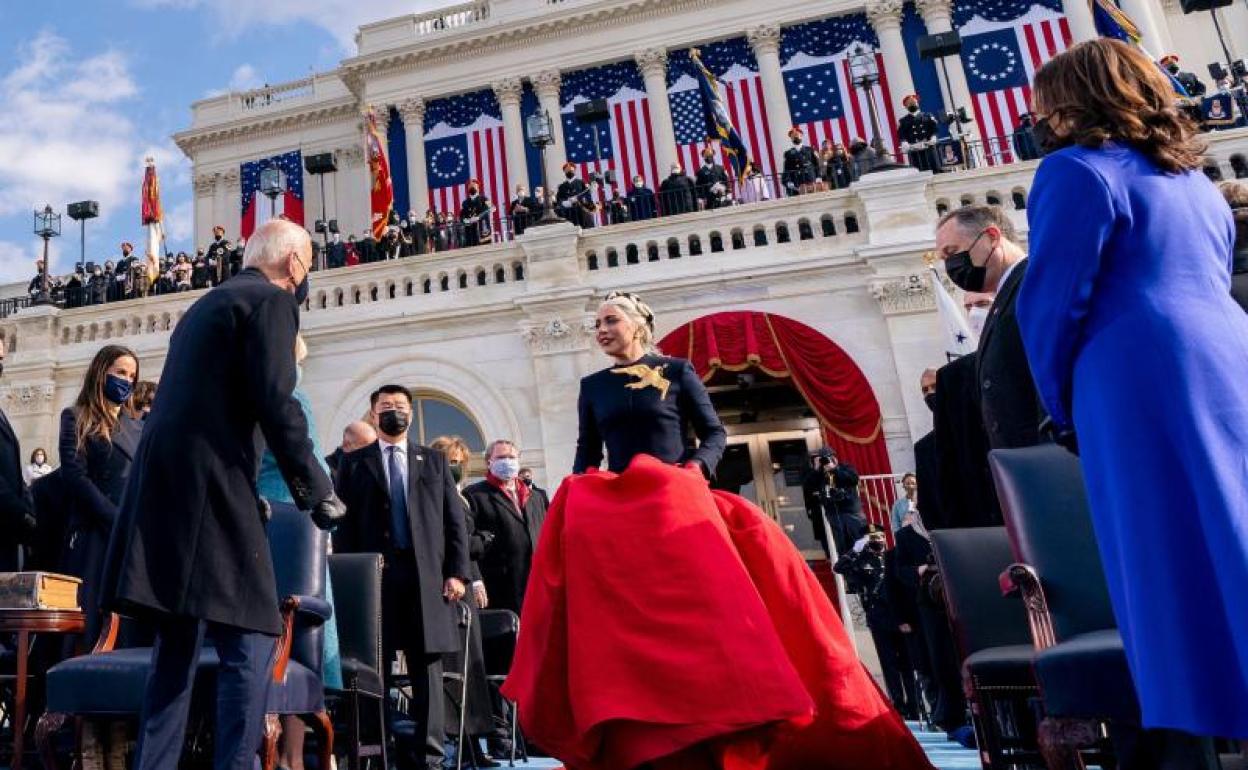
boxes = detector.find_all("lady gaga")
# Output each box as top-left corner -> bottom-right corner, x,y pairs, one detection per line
502,292 -> 932,770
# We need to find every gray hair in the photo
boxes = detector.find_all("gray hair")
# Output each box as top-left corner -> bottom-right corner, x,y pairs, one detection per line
937,204 -> 1019,244
243,219 -> 310,270
485,439 -> 518,461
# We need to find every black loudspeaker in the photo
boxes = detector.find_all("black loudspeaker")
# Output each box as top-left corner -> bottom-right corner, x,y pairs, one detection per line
918,31 -> 963,60
1179,0 -> 1231,11
304,152 -> 337,174
67,200 -> 99,220
574,98 -> 610,123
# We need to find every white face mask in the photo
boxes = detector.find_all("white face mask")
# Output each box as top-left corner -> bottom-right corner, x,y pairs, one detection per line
490,457 -> 520,480
967,305 -> 990,337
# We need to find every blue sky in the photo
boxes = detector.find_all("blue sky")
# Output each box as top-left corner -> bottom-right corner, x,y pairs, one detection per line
0,0 -> 440,284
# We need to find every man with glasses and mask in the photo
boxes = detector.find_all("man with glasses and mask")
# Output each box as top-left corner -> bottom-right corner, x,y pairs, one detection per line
333,384 -> 470,770
102,218 -> 345,770
933,204 -> 1044,450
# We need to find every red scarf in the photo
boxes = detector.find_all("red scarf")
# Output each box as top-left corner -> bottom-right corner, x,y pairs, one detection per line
487,472 -> 530,516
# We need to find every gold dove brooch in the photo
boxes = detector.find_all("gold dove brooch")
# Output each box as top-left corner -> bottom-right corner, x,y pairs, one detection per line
613,363 -> 672,400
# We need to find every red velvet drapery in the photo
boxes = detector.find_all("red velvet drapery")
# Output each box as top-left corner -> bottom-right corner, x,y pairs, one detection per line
658,312 -> 893,477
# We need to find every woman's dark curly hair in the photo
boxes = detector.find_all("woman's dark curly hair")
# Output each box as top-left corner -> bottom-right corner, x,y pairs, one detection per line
1032,38 -> 1205,173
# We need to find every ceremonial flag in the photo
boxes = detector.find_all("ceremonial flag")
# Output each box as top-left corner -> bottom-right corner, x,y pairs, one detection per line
366,109 -> 394,239
424,89 -> 510,228
780,16 -> 900,158
669,39 -> 776,180
931,266 -> 978,358
559,61 -> 660,208
1090,0 -> 1189,96
688,49 -> 750,180
959,1 -> 1072,165
140,157 -> 163,280
240,150 -> 305,239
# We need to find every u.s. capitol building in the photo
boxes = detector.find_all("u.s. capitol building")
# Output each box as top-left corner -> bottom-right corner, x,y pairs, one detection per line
2,0 -> 1245,553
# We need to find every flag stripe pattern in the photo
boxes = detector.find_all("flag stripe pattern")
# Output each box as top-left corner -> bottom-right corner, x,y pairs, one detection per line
424,89 -> 510,231
958,0 -> 1071,165
240,150 -> 304,239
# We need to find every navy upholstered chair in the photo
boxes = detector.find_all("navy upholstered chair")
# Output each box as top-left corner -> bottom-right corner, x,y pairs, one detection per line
989,445 -> 1136,767
930,527 -> 1041,769
327,552 -> 387,770
36,502 -> 334,770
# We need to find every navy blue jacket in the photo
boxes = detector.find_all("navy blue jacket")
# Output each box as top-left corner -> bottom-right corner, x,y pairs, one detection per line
573,354 -> 727,475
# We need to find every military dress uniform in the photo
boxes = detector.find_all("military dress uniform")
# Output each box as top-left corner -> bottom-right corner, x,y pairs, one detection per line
459,186 -> 493,247
694,159 -> 731,210
898,95 -> 941,172
556,164 -> 594,229
783,128 -> 820,195
206,233 -> 232,285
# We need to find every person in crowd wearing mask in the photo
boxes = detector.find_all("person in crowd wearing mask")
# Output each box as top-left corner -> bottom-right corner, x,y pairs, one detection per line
963,290 -> 994,339
823,144 -> 855,190
172,253 -> 193,291
912,370 -> 948,531
24,448 -> 53,485
889,473 -> 918,534
834,525 -> 919,720
556,163 -> 595,229
1160,53 -> 1206,98
325,420 -> 378,485
326,231 -> 346,269
740,160 -> 773,203
1220,180 -> 1248,312
626,175 -> 657,220
898,95 -> 940,172
190,249 -> 211,290
935,204 -> 1043,450
694,146 -> 731,210
509,183 -> 536,237
59,345 -> 142,648
207,225 -> 232,285
1013,112 -> 1041,161
228,237 -> 245,278
460,178 -> 494,247
463,440 -> 546,616
101,219 -> 343,770
805,448 -> 866,558
64,266 -> 85,308
27,260 -> 46,300
109,244 -> 133,302
783,126 -> 821,195
333,384 -> 469,770
1019,38 -> 1248,750
604,189 -> 631,225
517,467 -> 549,511
0,335 -> 35,572
658,163 -> 696,215
87,264 -> 108,305
437,211 -> 459,251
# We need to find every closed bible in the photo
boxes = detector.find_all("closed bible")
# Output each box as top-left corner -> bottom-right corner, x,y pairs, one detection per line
0,572 -> 82,611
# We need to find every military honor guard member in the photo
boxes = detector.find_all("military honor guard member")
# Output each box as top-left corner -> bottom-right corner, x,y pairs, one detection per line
207,225 -> 232,285
459,178 -> 494,247
694,146 -> 732,210
556,162 -> 595,229
898,94 -> 941,172
1160,54 -> 1206,98
783,126 -> 820,195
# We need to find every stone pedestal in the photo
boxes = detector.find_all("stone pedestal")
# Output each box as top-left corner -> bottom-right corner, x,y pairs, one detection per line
854,167 -> 935,248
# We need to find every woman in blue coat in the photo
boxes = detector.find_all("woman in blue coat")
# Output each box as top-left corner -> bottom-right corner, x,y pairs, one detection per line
1018,39 -> 1247,739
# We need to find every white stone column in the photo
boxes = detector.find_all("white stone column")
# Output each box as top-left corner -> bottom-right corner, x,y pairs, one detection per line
493,78 -> 530,196
335,145 -> 369,238
747,24 -> 795,174
533,70 -> 567,187
635,48 -> 678,177
1120,0 -> 1173,55
208,171 -> 227,239
1060,0 -> 1099,43
398,98 -> 429,215
193,173 -> 216,247
868,0 -> 918,114
220,169 -> 241,241
915,0 -> 984,146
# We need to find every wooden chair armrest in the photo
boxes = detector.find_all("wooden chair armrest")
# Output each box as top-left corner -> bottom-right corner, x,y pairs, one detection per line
91,613 -> 121,653
273,596 -> 298,683
999,562 -> 1057,651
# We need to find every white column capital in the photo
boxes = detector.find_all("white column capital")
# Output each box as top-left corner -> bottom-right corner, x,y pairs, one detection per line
221,169 -> 240,192
533,70 -> 562,101
746,24 -> 783,57
492,77 -> 525,108
396,97 -> 425,124
635,48 -> 669,79
915,0 -> 955,27
867,0 -> 906,31
193,173 -> 217,196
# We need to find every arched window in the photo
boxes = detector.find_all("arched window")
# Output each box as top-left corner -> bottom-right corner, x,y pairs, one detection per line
494,266 -> 506,284
666,238 -> 681,259
775,222 -> 791,244
688,235 -> 702,256
476,270 -> 487,286
626,244 -> 640,264
513,262 -> 524,281
647,243 -> 660,262
606,248 -> 619,268
458,272 -> 468,289
709,232 -> 724,253
1011,190 -> 1027,210
409,391 -> 486,454
797,219 -> 814,241
753,227 -> 768,247
820,214 -> 836,237
587,253 -> 599,270
439,275 -> 449,292
844,213 -> 859,234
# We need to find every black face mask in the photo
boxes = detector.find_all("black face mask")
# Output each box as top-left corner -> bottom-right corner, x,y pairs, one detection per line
868,540 -> 885,552
906,104 -> 919,113
1166,63 -> 1180,75
924,392 -> 938,413
378,409 -> 410,436
1031,119 -> 1067,156
450,464 -> 464,484
791,137 -> 802,146
565,171 -> 575,179
944,230 -> 990,292
522,478 -> 533,488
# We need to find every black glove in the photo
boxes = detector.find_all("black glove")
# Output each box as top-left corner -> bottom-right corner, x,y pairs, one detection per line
310,493 -> 347,531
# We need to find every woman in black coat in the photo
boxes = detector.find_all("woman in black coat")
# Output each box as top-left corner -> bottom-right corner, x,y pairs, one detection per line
59,344 -> 142,645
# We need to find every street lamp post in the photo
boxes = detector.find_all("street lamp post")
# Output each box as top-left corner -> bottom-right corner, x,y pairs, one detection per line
525,111 -> 564,227
259,166 -> 285,219
849,45 -> 895,173
32,205 -> 61,306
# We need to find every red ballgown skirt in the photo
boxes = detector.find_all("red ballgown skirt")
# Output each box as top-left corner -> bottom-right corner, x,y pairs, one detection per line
500,455 -> 934,770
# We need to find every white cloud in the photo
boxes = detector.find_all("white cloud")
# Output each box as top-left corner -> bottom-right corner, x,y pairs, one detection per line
163,199 -> 194,243
228,63 -> 262,91
131,0 -> 447,52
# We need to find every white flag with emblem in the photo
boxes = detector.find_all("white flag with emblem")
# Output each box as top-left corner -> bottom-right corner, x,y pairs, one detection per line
931,266 -> 978,359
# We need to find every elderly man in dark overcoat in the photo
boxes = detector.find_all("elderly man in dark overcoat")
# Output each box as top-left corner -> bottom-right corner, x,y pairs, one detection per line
101,218 -> 344,770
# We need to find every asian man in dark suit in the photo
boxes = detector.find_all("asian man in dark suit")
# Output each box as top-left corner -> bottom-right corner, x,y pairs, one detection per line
333,384 -> 470,770
935,204 -> 1045,450
0,336 -> 34,572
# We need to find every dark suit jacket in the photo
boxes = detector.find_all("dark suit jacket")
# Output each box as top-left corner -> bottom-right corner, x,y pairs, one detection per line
103,268 -> 332,636
462,480 -> 547,614
59,408 -> 141,642
0,407 -> 31,572
333,439 -> 470,654
934,353 -> 1002,528
977,259 -> 1046,450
